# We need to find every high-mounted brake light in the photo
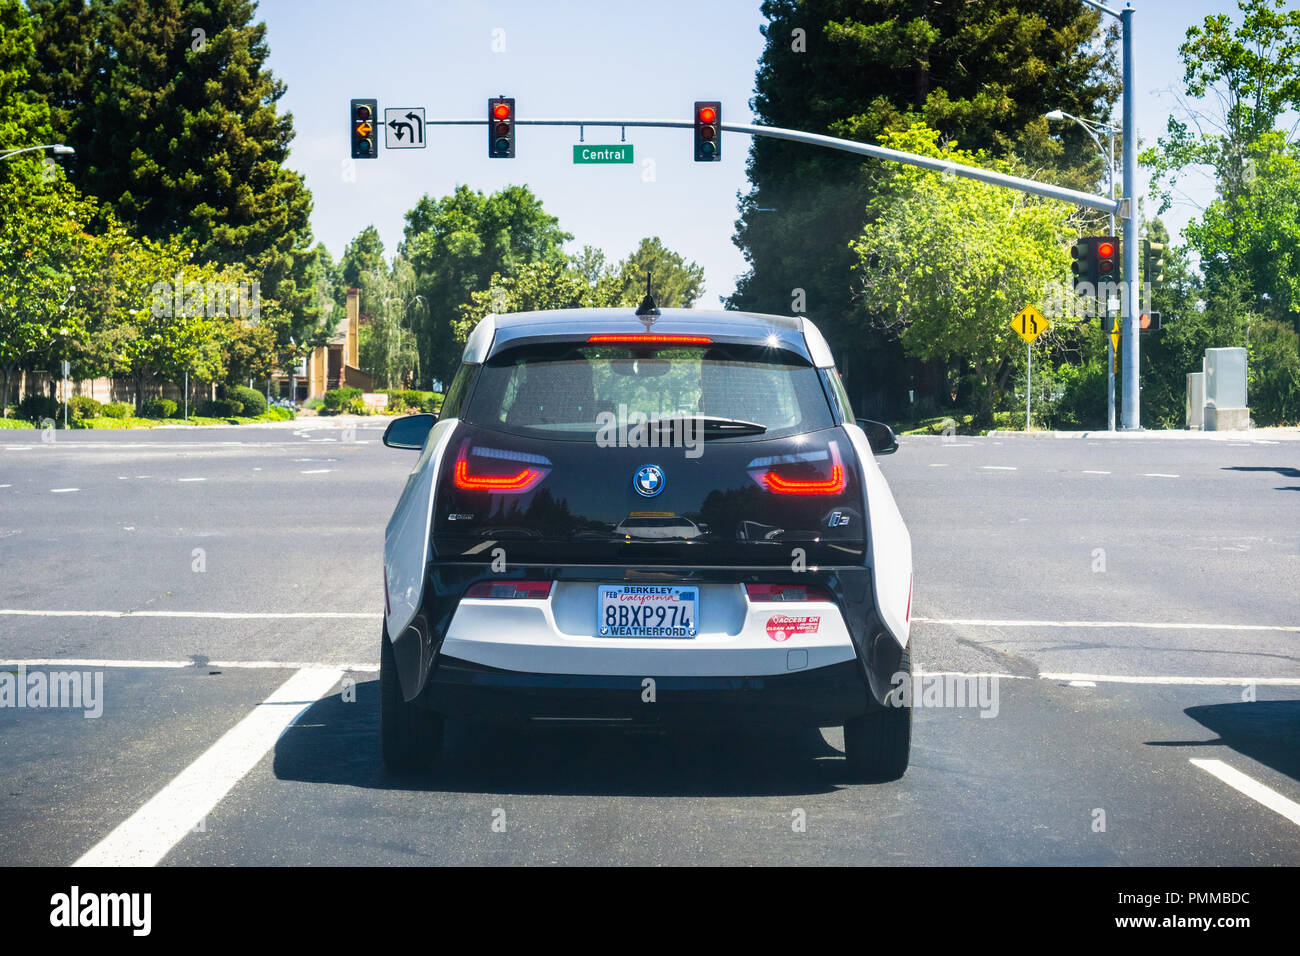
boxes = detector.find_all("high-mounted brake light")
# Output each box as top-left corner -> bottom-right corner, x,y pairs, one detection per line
586,334 -> 712,345
465,581 -> 552,599
745,584 -> 833,602
757,441 -> 847,495
453,442 -> 548,493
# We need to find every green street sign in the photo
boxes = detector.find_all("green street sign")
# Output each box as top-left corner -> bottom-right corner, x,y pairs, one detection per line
573,144 -> 633,164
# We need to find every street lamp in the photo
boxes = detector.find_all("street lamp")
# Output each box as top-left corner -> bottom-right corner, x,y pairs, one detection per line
0,144 -> 75,160
1048,108 -> 1121,431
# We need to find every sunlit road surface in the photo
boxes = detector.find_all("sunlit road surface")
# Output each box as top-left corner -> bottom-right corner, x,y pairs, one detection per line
2,425 -> 1297,865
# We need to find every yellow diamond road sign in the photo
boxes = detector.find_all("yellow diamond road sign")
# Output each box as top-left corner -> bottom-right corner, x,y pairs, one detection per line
1011,305 -> 1050,344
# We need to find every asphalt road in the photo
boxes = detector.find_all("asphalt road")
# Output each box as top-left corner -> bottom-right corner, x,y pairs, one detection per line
2,421 -> 1297,865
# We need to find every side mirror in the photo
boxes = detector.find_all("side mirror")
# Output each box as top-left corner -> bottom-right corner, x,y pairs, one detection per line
383,413 -> 437,450
856,418 -> 899,455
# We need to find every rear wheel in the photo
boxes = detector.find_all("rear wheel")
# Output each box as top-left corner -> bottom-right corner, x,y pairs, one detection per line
380,624 -> 443,771
842,646 -> 911,781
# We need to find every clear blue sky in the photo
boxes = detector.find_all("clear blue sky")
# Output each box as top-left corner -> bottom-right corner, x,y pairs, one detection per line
260,0 -> 1239,307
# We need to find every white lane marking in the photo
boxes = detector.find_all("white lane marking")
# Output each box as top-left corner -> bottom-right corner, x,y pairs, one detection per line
1043,673 -> 1300,686
1,658 -> 376,672
928,463 -> 949,468
0,609 -> 377,620
1066,680 -> 1097,687
1189,759 -> 1300,828
0,483 -> 10,488
73,666 -> 344,867
913,616 -> 1300,633
50,488 -> 79,493
1143,473 -> 1180,478
1082,470 -> 1111,474
981,465 -> 1017,470
5,446 -> 32,450
299,468 -> 333,474
177,477 -> 206,482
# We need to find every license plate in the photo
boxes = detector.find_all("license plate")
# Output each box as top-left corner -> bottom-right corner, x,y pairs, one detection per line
598,585 -> 697,638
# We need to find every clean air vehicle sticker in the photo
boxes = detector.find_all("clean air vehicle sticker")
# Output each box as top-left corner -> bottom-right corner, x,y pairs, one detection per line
766,615 -> 821,642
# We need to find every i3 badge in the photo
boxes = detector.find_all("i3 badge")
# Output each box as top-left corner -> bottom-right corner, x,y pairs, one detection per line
633,464 -> 665,497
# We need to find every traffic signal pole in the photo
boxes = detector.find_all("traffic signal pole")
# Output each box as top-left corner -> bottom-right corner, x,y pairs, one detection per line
1120,3 -> 1141,430
417,116 -> 1122,214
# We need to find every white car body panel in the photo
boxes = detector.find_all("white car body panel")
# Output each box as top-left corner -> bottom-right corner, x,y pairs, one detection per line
441,582 -> 856,676
383,417 -> 458,640
845,423 -> 912,649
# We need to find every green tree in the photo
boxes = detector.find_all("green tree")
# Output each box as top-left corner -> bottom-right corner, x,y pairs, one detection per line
0,0 -> 54,186
601,237 -> 705,308
26,0 -> 95,175
402,185 -> 571,386
850,124 -> 1077,424
0,174 -> 96,415
75,0 -> 312,289
357,254 -> 423,389
730,0 -> 1118,418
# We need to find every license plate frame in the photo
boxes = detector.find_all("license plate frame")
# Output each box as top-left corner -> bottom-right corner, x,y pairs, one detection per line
598,585 -> 698,638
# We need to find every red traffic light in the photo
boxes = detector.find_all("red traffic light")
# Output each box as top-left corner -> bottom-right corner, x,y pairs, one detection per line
698,106 -> 716,124
492,102 -> 511,120
1097,241 -> 1115,259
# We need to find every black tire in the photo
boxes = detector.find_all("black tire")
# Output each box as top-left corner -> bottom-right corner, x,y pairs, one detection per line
842,647 -> 911,782
380,624 -> 443,771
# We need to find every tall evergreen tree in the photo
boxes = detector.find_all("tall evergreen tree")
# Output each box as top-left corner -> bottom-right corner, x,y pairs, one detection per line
0,0 -> 54,185
730,0 -> 1118,416
26,0 -> 96,174
74,0 -> 311,288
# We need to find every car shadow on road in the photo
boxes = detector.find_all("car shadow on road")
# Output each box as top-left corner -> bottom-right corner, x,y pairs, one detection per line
1146,700 -> 1300,783
1222,465 -> 1300,491
273,678 -> 855,797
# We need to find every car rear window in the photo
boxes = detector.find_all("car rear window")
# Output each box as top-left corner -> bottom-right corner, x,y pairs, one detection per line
463,341 -> 835,441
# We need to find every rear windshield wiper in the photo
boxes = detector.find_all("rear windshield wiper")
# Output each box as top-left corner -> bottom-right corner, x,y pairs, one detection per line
653,415 -> 767,437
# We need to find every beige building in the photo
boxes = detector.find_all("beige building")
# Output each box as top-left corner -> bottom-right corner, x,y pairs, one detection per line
280,287 -> 373,401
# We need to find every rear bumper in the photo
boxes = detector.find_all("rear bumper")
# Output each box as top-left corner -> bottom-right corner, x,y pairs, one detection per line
390,563 -> 905,714
421,655 -> 872,727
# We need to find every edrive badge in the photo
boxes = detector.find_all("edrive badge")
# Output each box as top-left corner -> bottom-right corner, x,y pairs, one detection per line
634,464 -> 665,497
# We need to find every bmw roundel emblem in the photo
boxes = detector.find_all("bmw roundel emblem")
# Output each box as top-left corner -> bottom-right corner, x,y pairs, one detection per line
634,464 -> 666,497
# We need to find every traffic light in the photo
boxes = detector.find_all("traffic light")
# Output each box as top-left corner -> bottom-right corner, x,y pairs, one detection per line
351,98 -> 378,159
1139,311 -> 1162,331
694,101 -> 721,162
1144,238 -> 1166,287
1096,237 -> 1120,285
488,96 -> 515,158
1070,237 -> 1097,295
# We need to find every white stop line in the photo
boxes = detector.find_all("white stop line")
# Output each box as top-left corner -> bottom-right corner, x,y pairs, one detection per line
74,667 -> 343,867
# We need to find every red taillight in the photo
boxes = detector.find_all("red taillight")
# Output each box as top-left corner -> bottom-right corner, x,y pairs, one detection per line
745,584 -> 832,602
586,334 -> 712,344
453,442 -> 548,493
465,581 -> 552,599
757,442 -> 847,495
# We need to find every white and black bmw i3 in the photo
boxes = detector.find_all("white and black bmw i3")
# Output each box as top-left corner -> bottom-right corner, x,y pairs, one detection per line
380,305 -> 914,780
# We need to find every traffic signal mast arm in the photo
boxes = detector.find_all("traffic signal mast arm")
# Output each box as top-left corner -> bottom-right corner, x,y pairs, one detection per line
412,115 -> 1121,214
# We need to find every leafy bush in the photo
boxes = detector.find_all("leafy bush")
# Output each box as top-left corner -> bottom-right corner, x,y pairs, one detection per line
66,395 -> 104,420
198,399 -> 243,417
227,384 -> 267,417
304,397 -> 323,410
141,398 -> 178,419
0,417 -> 35,429
264,405 -> 295,421
17,393 -> 57,421
422,393 -> 443,415
321,387 -> 361,413
346,396 -> 368,415
101,401 -> 134,419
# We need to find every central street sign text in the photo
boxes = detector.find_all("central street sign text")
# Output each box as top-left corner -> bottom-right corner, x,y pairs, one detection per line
573,144 -> 633,164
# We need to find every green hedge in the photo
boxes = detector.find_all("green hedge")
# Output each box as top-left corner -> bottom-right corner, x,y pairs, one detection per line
66,395 -> 104,420
321,387 -> 361,412
141,398 -> 178,419
101,401 -> 133,419
227,385 -> 267,417
17,393 -> 57,421
198,399 -> 243,417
